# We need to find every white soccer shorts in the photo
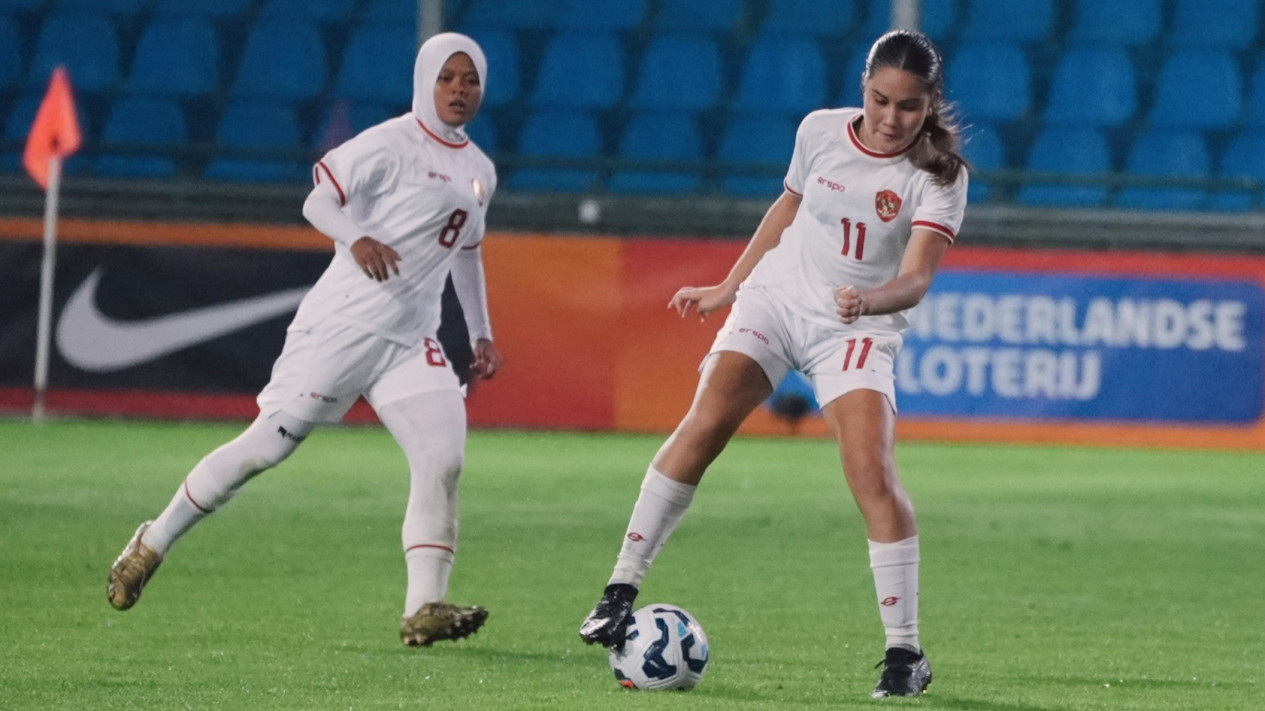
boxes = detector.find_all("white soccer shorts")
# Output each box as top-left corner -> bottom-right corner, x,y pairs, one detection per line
707,286 -> 902,410
257,320 -> 461,423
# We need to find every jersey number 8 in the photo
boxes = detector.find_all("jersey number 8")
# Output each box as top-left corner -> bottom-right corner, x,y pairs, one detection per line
438,209 -> 468,248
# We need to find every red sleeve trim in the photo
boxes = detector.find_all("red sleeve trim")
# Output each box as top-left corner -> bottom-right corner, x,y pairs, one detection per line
316,161 -> 346,206
460,240 -> 483,250
783,181 -> 802,196
911,219 -> 955,243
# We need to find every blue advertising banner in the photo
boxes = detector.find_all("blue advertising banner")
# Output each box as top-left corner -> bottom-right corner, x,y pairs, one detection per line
897,271 -> 1265,424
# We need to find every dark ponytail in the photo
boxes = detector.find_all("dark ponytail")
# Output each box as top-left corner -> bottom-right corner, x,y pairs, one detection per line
864,30 -> 968,186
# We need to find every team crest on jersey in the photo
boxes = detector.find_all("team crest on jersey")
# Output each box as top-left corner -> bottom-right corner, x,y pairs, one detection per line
471,178 -> 486,206
875,189 -> 901,222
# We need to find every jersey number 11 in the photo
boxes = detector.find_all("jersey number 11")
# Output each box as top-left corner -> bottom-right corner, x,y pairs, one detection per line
841,218 -> 866,261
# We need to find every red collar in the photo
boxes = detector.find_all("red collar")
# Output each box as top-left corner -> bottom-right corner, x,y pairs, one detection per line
416,118 -> 468,149
847,115 -> 916,159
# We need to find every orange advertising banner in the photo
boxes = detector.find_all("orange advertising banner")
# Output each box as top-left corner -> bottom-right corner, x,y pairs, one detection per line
2,217 -> 1263,450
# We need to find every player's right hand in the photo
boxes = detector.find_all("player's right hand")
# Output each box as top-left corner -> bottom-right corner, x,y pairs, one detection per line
351,236 -> 401,282
669,284 -> 736,320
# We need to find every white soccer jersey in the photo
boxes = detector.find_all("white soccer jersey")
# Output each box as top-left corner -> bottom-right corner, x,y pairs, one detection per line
288,116 -> 496,347
745,108 -> 967,333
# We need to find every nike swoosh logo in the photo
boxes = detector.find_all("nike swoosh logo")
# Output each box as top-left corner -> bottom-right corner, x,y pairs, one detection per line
56,268 -> 308,372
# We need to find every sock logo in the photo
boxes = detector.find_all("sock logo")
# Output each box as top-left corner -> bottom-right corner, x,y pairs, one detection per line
880,596 -> 901,606
626,532 -> 645,542
276,426 -> 306,443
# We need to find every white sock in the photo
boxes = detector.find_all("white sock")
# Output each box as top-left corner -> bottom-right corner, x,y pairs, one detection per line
376,391 -> 467,619
609,465 -> 696,588
143,480 -> 210,556
142,412 -> 311,557
869,536 -> 921,653
404,545 -> 455,617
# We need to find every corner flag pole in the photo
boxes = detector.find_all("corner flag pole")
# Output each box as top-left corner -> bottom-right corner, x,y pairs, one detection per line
32,154 -> 63,421
24,66 -> 81,422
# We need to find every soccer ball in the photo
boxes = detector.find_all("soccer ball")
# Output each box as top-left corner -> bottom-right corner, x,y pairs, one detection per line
608,604 -> 709,690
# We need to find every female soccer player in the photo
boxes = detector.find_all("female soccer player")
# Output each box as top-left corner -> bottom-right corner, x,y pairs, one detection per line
108,32 -> 503,648
579,30 -> 968,698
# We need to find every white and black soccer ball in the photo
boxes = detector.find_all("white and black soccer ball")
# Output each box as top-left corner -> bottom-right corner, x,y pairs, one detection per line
608,603 -> 709,690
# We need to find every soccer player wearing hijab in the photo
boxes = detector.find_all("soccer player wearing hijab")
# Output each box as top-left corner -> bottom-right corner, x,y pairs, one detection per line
108,33 -> 503,648
579,30 -> 968,698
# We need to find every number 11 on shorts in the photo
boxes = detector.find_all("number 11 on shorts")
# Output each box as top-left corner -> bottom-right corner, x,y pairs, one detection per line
842,337 -> 873,370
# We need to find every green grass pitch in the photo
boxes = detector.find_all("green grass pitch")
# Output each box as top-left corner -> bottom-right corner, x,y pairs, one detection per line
1,418 -> 1261,710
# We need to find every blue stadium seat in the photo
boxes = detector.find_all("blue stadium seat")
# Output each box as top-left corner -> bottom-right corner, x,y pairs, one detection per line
0,14 -> 20,92
860,0 -> 956,42
1214,130 -> 1265,211
464,116 -> 497,154
555,0 -> 646,31
628,34 -> 722,114
362,0 -> 415,22
461,0 -> 560,30
462,27 -> 519,109
152,0 -> 252,17
946,43 -> 1031,123
333,23 -> 414,107
654,0 -> 744,35
731,36 -> 826,116
2,94 -> 38,174
1219,132 -> 1265,209
126,17 -> 219,97
1245,56 -> 1265,128
758,0 -> 855,38
959,0 -> 1053,43
1170,0 -> 1256,50
1147,50 -> 1242,130
230,20 -> 326,102
1016,126 -> 1112,208
259,0 -> 354,23
95,96 -> 187,179
960,123 -> 1004,204
311,100 -> 396,153
204,100 -> 305,183
27,13 -> 120,94
835,46 -> 869,107
608,112 -> 702,195
1067,0 -> 1160,47
54,0 -> 147,15
529,33 -> 624,110
1043,46 -> 1136,128
1116,130 -> 1210,211
508,109 -> 601,192
716,115 -> 797,198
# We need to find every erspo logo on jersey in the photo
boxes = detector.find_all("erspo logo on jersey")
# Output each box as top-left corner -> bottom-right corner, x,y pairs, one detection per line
896,271 -> 1265,424
817,175 -> 846,193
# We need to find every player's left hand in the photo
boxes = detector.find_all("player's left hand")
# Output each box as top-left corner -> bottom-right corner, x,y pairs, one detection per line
470,338 -> 503,380
351,236 -> 401,282
835,286 -> 865,324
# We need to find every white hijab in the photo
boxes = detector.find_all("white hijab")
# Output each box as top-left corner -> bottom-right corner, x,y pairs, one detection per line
412,32 -> 487,146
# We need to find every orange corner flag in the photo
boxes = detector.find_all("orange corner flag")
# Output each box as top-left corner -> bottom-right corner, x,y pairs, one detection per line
23,66 -> 82,191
